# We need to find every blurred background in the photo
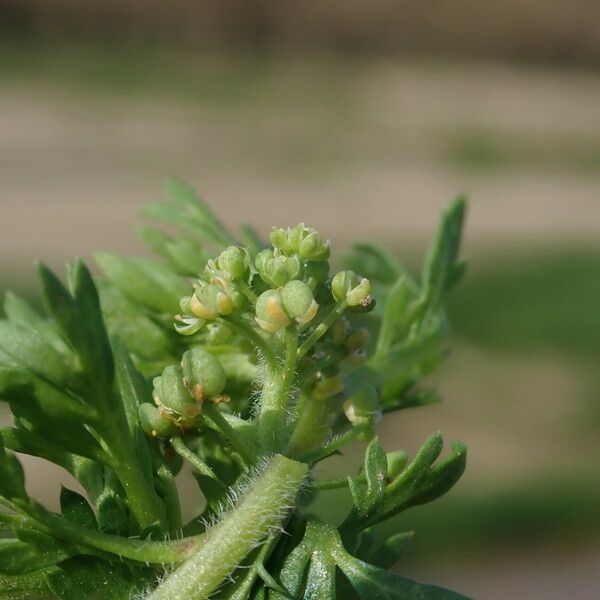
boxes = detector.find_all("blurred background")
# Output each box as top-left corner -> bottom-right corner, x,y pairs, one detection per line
1,2 -> 599,599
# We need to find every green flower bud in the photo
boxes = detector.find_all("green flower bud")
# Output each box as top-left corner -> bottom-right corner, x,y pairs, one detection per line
314,374 -> 343,400
330,317 -> 349,346
345,327 -> 370,351
139,403 -> 177,439
298,231 -> 330,261
255,289 -> 291,332
154,365 -> 200,427
191,283 -> 234,320
181,347 -> 226,403
271,224 -> 330,261
255,249 -> 302,288
205,322 -> 232,345
174,314 -> 205,336
343,385 -> 381,424
331,270 -> 372,307
216,246 -> 249,279
281,280 -> 318,326
346,349 -> 368,366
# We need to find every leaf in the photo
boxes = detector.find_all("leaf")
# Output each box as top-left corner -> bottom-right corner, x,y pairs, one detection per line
0,426 -> 74,475
95,253 -> 186,315
338,553 -> 471,599
137,226 -> 207,276
420,197 -> 466,314
362,438 -> 388,509
373,277 -> 417,359
368,531 -> 413,569
0,570 -> 57,599
303,550 -> 336,599
0,322 -> 72,388
60,488 -> 97,530
67,261 -> 114,396
46,556 -> 150,600
0,437 -> 26,500
97,281 -> 174,362
36,261 -> 115,407
345,243 -> 407,285
3,293 -> 71,358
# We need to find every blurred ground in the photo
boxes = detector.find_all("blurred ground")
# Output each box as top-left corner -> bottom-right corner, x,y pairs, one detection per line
1,42 -> 599,599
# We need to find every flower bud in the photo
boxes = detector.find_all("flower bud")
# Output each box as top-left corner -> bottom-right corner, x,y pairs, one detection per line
154,365 -> 200,427
216,246 -> 249,280
314,374 -> 343,400
345,328 -> 370,351
271,224 -> 330,261
331,270 -> 372,307
139,403 -> 177,439
346,349 -> 368,366
174,314 -> 204,336
330,317 -> 349,346
181,347 -> 227,402
343,385 -> 381,424
255,249 -> 302,288
281,280 -> 318,326
191,283 -> 234,320
255,289 -> 291,332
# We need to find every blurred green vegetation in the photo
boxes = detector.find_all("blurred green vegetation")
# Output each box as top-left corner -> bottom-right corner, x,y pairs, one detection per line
447,249 -> 600,357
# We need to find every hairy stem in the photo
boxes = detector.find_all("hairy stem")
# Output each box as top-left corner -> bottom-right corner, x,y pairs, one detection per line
258,325 -> 298,453
147,454 -> 308,600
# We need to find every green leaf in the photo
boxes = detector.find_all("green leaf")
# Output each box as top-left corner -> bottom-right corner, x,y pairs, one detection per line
0,569 -> 57,599
46,556 -> 150,600
362,438 -> 387,510
420,196 -> 466,314
95,253 -> 186,315
368,531 -> 413,569
0,426 -> 74,475
345,243 -> 407,285
0,437 -> 26,500
60,488 -> 97,530
338,552 -> 470,599
373,277 -> 417,359
303,550 -> 336,599
97,281 -> 175,362
67,261 -> 114,395
137,226 -> 207,276
3,293 -> 71,358
0,322 -> 72,388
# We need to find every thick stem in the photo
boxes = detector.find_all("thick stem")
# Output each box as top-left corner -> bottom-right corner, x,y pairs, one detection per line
257,326 -> 298,453
148,454 -> 308,600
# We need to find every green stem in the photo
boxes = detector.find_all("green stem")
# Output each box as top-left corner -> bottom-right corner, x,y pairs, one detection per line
104,418 -> 166,532
18,500 -> 202,564
236,279 -> 258,305
296,301 -> 347,360
203,403 -> 255,465
219,316 -> 275,364
287,393 -> 335,455
170,437 -> 217,479
148,455 -> 308,600
257,325 -> 298,453
298,426 -> 363,464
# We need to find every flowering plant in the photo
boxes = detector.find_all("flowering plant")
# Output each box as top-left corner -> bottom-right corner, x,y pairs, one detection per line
0,180 -> 468,599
